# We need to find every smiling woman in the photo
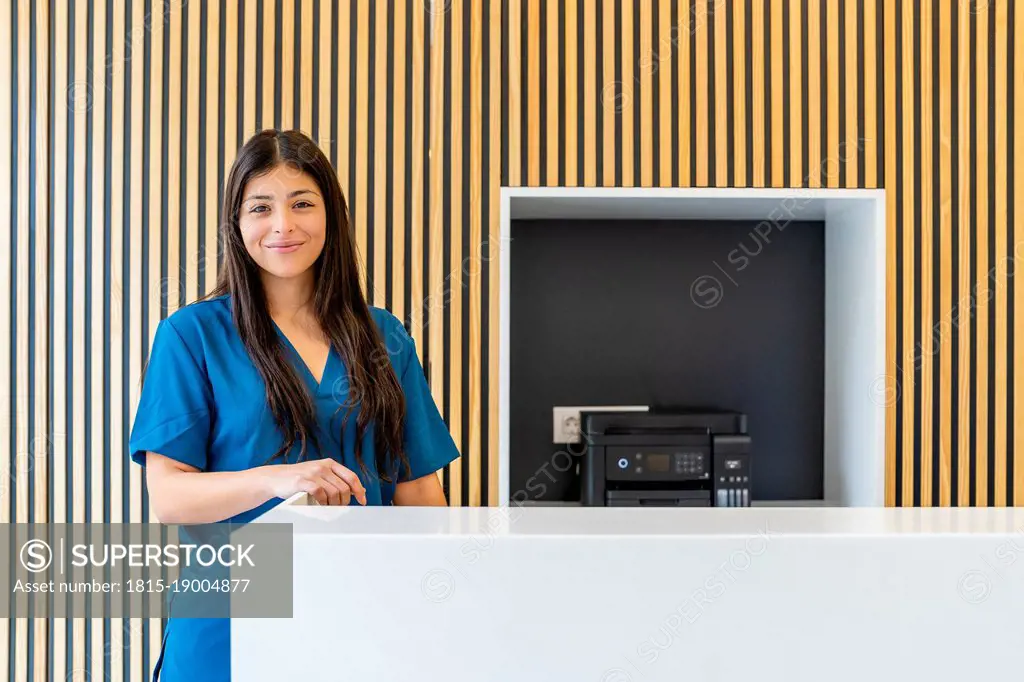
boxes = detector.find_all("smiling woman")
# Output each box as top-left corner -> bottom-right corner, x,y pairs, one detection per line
126,129 -> 460,682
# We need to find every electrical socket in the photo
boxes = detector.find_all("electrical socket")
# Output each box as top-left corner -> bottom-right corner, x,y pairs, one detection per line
552,405 -> 650,444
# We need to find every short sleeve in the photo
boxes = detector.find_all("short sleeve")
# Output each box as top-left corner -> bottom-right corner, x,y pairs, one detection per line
396,327 -> 461,482
128,318 -> 212,471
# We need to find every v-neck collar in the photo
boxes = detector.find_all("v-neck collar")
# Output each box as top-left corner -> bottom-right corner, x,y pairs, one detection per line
272,321 -> 335,395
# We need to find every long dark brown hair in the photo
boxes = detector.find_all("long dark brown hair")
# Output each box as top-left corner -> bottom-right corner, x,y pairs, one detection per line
209,128 -> 410,483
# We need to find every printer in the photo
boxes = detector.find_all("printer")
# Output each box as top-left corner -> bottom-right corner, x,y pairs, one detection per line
579,410 -> 752,507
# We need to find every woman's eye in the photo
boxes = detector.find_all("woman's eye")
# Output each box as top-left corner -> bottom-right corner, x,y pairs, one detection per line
294,201 -> 313,209
249,205 -> 269,214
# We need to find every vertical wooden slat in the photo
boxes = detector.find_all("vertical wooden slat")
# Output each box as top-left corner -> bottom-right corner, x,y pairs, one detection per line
145,0 -> 165,667
546,0 -> 559,185
583,0 -> 596,186
280,0 -> 295,131
694,0 -> 709,186
489,0 -> 502,506
678,0 -> 690,187
373,0 -> 387,306
621,0 -> 633,185
52,0 -> 70,674
300,0 -> 313,135
807,0 -> 821,188
469,0 -> 483,505
733,0 -> 747,187
789,0 -> 801,186
262,0 -> 276,129
167,0 -> 182,317
1015,0 -> 1024,503
639,0 -> 653,186
993,0 -> 1008,506
241,0 -> 255,140
884,0 -> 896,506
938,0 -> 952,507
527,0 -> 540,185
508,0 -> 522,186
658,0 -> 672,187
845,0 -> 858,186
919,0 -> 934,506
714,0 -> 728,187
600,0 -> 614,186
428,0 -> 446,463
317,0 -> 331,152
110,0 -> 126,530
90,0 -> 108,675
449,0 -> 464,505
0,0 -> 11,670
975,0 -> 989,506
410,3 -> 424,350
392,0 -> 407,324
957,0 -> 972,505
826,0 -> 839,186
770,0 -> 783,186
128,0 -> 145,674
565,0 -> 578,186
14,0 -> 30,678
206,0 -> 221,295
750,0 -> 765,186
186,0 -> 200,303
354,0 -> 369,293
864,0 -> 877,188
900,0 -> 915,505
336,0 -> 350,195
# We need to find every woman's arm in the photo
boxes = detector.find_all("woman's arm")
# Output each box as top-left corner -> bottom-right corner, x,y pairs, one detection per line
144,451 -> 367,524
393,471 -> 449,506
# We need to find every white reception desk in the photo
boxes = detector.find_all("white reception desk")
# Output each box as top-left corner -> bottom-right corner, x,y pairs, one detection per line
233,498 -> 1024,681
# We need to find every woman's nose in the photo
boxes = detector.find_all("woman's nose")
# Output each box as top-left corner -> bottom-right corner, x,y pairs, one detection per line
271,208 -> 296,233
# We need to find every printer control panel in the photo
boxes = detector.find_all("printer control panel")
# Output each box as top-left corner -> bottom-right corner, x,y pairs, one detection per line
606,446 -> 711,481
713,452 -> 751,507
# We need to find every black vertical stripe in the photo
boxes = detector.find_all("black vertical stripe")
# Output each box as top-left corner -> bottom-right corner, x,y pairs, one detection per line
781,0 -> 790,186
670,0 -> 678,187
800,0 -> 808,186
500,0 -> 508,186
893,0 -> 903,507
538,0 -> 547,185
876,0 -> 884,187
706,0 -> 716,183
968,2 -> 977,506
346,0 -> 356,273
311,0 -> 320,139
819,0 -> 826,184
931,0 -> 941,507
594,0 -> 603,182
651,0 -> 659,185
28,0 -> 38,533
366,0 -> 376,299
950,0 -> 960,507
632,0 -> 640,183
385,0 -> 394,310
762,0 -> 771,185
856,0 -> 864,185
745,0 -> 753,185
179,0 -> 189,309
255,0 -> 263,132
403,0 -> 412,324
725,0 -> 734,186
7,0 -> 17,668
838,0 -> 846,188
293,0 -> 301,127
557,0 -> 565,186
911,0 -> 921,507
329,0 -> 338,169
520,0 -> 527,182
198,0 -> 208,298
274,0 -> 282,128
688,0 -> 696,184
986,0 -> 996,507
1007,0 -> 1016,507
579,0 -> 586,184
84,0 -> 93,644
613,0 -> 621,186
420,1 -> 430,403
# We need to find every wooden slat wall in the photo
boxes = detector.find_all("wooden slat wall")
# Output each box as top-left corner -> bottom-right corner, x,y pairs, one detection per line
0,1 -> 1021,679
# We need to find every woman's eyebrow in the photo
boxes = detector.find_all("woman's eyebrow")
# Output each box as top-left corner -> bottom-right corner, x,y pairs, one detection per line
244,189 -> 320,201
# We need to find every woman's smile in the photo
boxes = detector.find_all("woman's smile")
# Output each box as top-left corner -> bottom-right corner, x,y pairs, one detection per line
264,240 -> 304,254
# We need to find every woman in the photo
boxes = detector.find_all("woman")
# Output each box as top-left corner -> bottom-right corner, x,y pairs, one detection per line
128,129 -> 460,680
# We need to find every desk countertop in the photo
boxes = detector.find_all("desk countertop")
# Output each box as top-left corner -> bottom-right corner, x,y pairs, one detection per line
256,499 -> 1024,537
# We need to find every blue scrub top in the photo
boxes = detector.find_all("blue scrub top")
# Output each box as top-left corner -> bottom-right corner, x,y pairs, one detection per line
128,294 -> 460,681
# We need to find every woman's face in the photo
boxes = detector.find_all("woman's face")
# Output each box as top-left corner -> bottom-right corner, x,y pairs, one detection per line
238,163 -> 327,280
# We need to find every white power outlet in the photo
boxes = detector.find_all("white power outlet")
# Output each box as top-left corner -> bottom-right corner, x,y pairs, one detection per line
552,405 -> 650,444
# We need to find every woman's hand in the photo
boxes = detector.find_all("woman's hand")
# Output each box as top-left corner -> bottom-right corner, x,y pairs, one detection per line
260,458 -> 368,506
